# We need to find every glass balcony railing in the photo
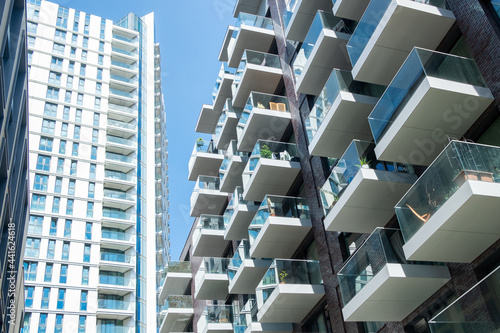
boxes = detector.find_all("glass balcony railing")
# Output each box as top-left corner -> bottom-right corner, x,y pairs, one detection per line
159,261 -> 191,287
198,215 -> 225,231
111,60 -> 138,71
257,259 -> 322,307
282,0 -> 299,30
228,240 -> 252,281
223,186 -> 260,227
249,195 -> 310,245
319,140 -> 413,215
106,135 -> 137,147
429,265 -> 500,333
112,34 -> 136,44
105,152 -> 135,164
100,252 -> 133,263
99,275 -> 134,287
111,47 -> 137,57
103,189 -> 135,201
233,50 -> 281,90
293,11 -> 356,79
201,257 -> 230,275
101,229 -> 133,242
98,299 -> 133,311
205,305 -> 234,324
194,139 -> 219,154
102,208 -> 135,221
109,88 -> 137,99
220,141 -> 247,180
231,12 -> 274,46
233,299 -> 257,333
160,295 -> 193,311
108,103 -> 137,114
107,119 -> 137,131
110,73 -> 137,84
347,0 -> 448,67
104,169 -> 136,182
194,175 -> 221,192
305,70 -> 384,144
396,141 -> 500,243
369,48 -> 488,144
97,325 -> 133,333
212,64 -> 237,101
247,140 -> 299,172
241,92 -> 289,125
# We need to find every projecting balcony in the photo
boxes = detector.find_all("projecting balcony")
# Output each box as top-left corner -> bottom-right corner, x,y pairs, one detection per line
333,0 -> 372,21
194,258 -> 230,300
226,13 -> 275,68
248,196 -> 311,258
213,63 -> 236,112
233,0 -> 261,17
103,169 -> 136,191
220,141 -> 249,193
108,103 -> 138,123
103,189 -> 135,210
396,141 -> 500,263
338,228 -> 451,322
106,118 -> 137,138
242,141 -> 301,202
293,11 -> 354,95
223,186 -> 260,241
347,0 -> 455,85
188,139 -> 224,181
100,228 -> 135,250
231,51 -> 283,108
256,259 -> 324,323
98,275 -> 135,294
105,152 -> 136,173
192,215 -> 230,257
320,140 -> 417,234
97,325 -> 134,333
159,295 -> 194,333
306,69 -> 384,157
159,261 -> 192,301
199,305 -> 234,333
228,240 -> 271,294
369,48 -> 494,165
101,208 -> 136,229
99,251 -> 135,273
234,299 -> 293,333
219,26 -> 236,62
428,266 -> 500,333
215,101 -> 240,150
196,104 -> 221,134
109,87 -> 138,107
236,93 -> 291,152
282,0 -> 334,42
97,299 -> 134,320
190,176 -> 228,217
106,135 -> 137,156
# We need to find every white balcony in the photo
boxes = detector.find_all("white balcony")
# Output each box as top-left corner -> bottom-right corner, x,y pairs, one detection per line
320,140 -> 417,234
293,12 -> 353,95
338,228 -> 451,322
369,48 -> 494,165
213,64 -> 236,113
256,260 -> 325,323
219,26 -> 236,62
215,102 -> 240,150
192,215 -> 230,257
347,0 -> 455,85
249,196 -> 311,259
159,296 -> 194,333
97,299 -> 134,320
199,305 -> 234,333
233,0 -> 262,17
190,176 -> 228,217
396,141 -> 500,263
242,141 -> 301,202
188,140 -> 224,181
159,262 -> 192,301
196,104 -> 221,134
282,0 -> 334,42
236,93 -> 291,152
223,187 -> 260,241
306,70 -> 383,158
333,0 -> 372,21
232,51 -> 283,108
228,241 -> 271,294
234,300 -> 293,333
194,258 -> 230,300
220,141 -> 249,193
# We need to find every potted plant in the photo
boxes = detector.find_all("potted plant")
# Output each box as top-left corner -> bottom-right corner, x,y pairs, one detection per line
279,270 -> 288,284
260,144 -> 273,159
196,138 -> 204,147
357,157 -> 371,169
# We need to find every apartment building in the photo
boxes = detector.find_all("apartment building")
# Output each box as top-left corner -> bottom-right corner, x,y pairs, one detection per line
0,0 -> 30,332
25,1 -> 169,331
158,0 -> 500,333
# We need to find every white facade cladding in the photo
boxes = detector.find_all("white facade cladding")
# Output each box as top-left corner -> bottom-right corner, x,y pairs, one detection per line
25,1 -> 168,332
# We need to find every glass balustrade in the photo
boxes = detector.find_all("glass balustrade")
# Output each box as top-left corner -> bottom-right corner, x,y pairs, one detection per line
106,135 -> 136,147
108,103 -> 137,114
205,305 -> 234,324
112,34 -> 136,43
109,88 -> 137,99
107,119 -> 137,131
282,0 -> 299,29
99,275 -> 134,287
233,50 -> 281,90
228,240 -> 252,281
102,208 -> 135,221
201,257 -> 230,275
111,60 -> 138,70
105,152 -> 135,164
248,140 -> 299,173
101,229 -> 133,241
198,215 -> 225,231
100,252 -> 133,263
98,299 -> 133,311
194,176 -> 221,192
103,189 -> 135,201
110,73 -> 137,84
111,47 -> 137,57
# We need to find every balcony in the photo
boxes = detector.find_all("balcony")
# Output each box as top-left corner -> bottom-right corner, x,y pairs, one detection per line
233,0 -> 262,17
219,26 -> 236,62
106,135 -> 137,155
213,63 -> 236,112
198,305 -> 234,333
196,104 -> 221,134
347,0 -> 455,85
282,0 -> 334,42
228,240 -> 271,294
215,101 -> 240,150
159,295 -> 194,333
97,299 -> 134,319
338,228 -> 451,322
306,70 -> 384,157
223,186 -> 260,241
369,48 -> 494,165
101,208 -> 136,229
100,228 -> 135,250
98,275 -> 134,294
190,176 -> 228,217
293,11 -> 355,95
429,265 -> 500,333
99,251 -> 135,273
107,119 -> 137,138
103,189 -> 135,210
159,261 -> 192,301
227,13 -> 275,68
320,140 -> 417,234
234,299 -> 293,333
103,169 -> 136,191
248,196 -> 311,258
105,152 -> 136,174
236,93 -> 291,152
192,215 -> 230,257
256,259 -> 325,323
231,51 -> 283,108
220,141 -> 249,193
242,141 -> 301,202
333,0 -> 372,21
194,258 -> 230,300
188,139 -> 224,181
108,103 -> 138,123
396,141 -> 500,263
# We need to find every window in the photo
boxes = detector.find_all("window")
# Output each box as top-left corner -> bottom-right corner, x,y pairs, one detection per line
52,197 -> 60,213
97,68 -> 103,80
57,289 -> 66,309
78,78 -> 85,91
39,137 -> 53,152
44,102 -> 57,117
83,244 -> 91,262
47,240 -> 55,259
89,164 -> 96,179
56,6 -> 68,28
66,76 -> 73,88
78,316 -> 86,332
28,6 -> 39,20
94,97 -> 101,109
57,158 -> 64,173
75,109 -> 82,122
84,14 -> 90,34
54,177 -> 62,193
82,267 -> 89,285
72,143 -> 79,156
44,263 -> 53,282
77,93 -> 83,105
85,222 -> 92,240
99,41 -> 104,52
68,61 -> 75,73
92,129 -> 99,143
70,160 -> 77,175
36,155 -> 50,171
74,125 -> 81,139
65,90 -> 71,103
61,123 -> 68,137
91,146 -> 97,160
23,313 -> 31,332
52,42 -> 65,55
41,287 -> 50,309
82,36 -> 88,48
28,215 -> 43,234
25,287 -> 34,308
93,113 -> 100,126
80,291 -> 88,311
33,174 -> 48,191
24,261 -> 37,281
70,46 -> 76,57
87,202 -> 94,218
55,30 -> 66,42
88,182 -> 95,198
50,56 -> 63,70
48,71 -> 61,85
28,36 -> 35,47
27,21 -> 37,33
59,140 -> 66,154
81,50 -> 87,61
55,314 -> 63,333
31,194 -> 46,211
41,119 -> 55,133
67,199 -> 74,215
62,242 -> 70,260
100,18 -> 106,38
60,264 -> 68,283
64,220 -> 72,237
46,86 -> 60,100
39,313 -> 47,333
74,11 -> 80,31
71,33 -> 77,44
68,179 -> 76,195
25,237 -> 41,257
98,54 -> 103,65
50,218 -> 57,236
96,82 -> 102,95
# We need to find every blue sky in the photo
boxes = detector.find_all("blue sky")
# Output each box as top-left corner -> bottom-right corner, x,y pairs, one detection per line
50,0 -> 237,259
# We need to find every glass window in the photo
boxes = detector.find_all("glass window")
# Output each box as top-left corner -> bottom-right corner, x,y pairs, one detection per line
93,113 -> 100,126
50,218 -> 57,236
25,287 -> 34,308
94,97 -> 101,109
70,47 -> 76,57
74,125 -> 81,139
28,215 -> 43,234
23,312 -> 31,332
97,68 -> 103,80
57,158 -> 64,173
60,264 -> 68,283
96,82 -> 102,95
48,71 -> 61,85
491,0 -> 500,18
46,87 -> 59,100
59,140 -> 66,154
57,289 -> 65,309
64,220 -> 72,237
99,41 -> 104,52
33,174 -> 48,191
54,29 -> 66,41
77,93 -> 83,105
68,61 -> 75,73
27,21 -> 37,33
52,197 -> 60,213
36,155 -> 50,171
68,179 -> 76,195
62,106 -> 70,119
28,36 -> 35,47
71,34 -> 77,44
98,54 -> 103,65
31,194 -> 46,211
44,263 -> 53,282
92,129 -> 99,143
80,291 -> 88,311
88,183 -> 95,198
61,123 -> 68,137
39,313 -> 47,333
41,119 -> 55,134
41,287 -> 50,309
52,42 -> 65,55
72,142 -> 79,156
25,237 -> 41,257
83,244 -> 91,262
66,76 -> 73,88
81,50 -> 87,61
82,37 -> 88,48
56,6 -> 68,28
82,267 -> 89,285
66,199 -> 74,215
91,146 -> 97,160
87,202 -> 94,218
44,102 -> 57,117
62,242 -> 70,260
50,56 -> 63,70
75,109 -> 82,123
65,91 -> 71,103
89,164 -> 96,179
55,314 -> 63,333
54,177 -> 62,193
74,11 -> 80,31
47,239 -> 55,259
70,160 -> 77,175
78,78 -> 85,91
85,222 -> 92,240
78,316 -> 86,332
23,261 -> 37,281
39,137 -> 53,152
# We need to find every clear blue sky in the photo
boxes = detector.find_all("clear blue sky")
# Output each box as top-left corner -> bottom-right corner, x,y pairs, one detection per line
50,0 -> 237,259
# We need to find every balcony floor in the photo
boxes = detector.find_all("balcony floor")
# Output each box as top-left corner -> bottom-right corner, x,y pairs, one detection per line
193,230 -> 230,257
228,26 -> 275,68
189,153 -> 224,181
195,273 -> 229,300
232,65 -> 283,108
159,272 -> 192,301
229,259 -> 271,294
190,190 -> 228,217
196,105 -> 221,134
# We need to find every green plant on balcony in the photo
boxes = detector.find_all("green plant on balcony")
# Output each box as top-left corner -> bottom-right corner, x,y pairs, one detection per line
357,157 -> 371,169
260,144 -> 273,159
279,270 -> 288,284
197,138 -> 204,147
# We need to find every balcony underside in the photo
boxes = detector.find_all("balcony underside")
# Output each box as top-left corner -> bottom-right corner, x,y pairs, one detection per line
196,105 -> 221,134
214,76 -> 235,113
220,157 -> 247,193
189,153 -> 224,181
333,0 -> 372,21
224,204 -> 259,241
403,180 -> 500,263
285,0 -> 334,42
99,261 -> 134,274
233,0 -> 261,17
233,65 -> 283,108
342,263 -> 450,322
238,110 -> 291,152
190,191 -> 228,217
193,230 -> 230,257
245,322 -> 293,333
216,114 -> 239,150
159,309 -> 194,333
219,26 -> 235,62
96,309 -> 134,320
229,259 -> 271,294
159,273 -> 192,300
308,93 -> 378,158
195,274 -> 229,300
97,283 -> 134,296
228,27 -> 275,68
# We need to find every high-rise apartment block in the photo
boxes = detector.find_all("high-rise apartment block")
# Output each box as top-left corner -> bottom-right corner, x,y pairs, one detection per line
159,0 -> 500,333
25,0 -> 169,331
